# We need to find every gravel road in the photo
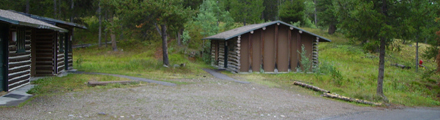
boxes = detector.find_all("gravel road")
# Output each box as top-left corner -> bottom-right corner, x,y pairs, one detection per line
0,76 -> 375,119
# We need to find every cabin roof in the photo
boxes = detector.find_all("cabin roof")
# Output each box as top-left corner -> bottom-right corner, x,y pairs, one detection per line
0,9 -> 67,32
203,20 -> 331,42
10,10 -> 87,29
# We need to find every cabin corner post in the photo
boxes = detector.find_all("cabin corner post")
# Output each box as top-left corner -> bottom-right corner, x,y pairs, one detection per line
236,36 -> 241,73
313,37 -> 319,72
211,40 -> 215,67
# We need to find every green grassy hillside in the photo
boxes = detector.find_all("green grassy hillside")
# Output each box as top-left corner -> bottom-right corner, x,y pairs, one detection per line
72,27 -> 440,106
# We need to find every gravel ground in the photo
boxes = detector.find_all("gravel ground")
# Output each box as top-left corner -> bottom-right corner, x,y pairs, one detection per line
0,76 -> 375,120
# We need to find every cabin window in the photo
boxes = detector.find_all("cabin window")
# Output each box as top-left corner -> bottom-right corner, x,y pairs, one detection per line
15,28 -> 26,53
59,33 -> 64,53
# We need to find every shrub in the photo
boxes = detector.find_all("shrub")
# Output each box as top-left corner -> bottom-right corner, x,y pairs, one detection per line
297,45 -> 311,73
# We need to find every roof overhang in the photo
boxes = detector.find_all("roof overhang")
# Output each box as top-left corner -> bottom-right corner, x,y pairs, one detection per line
0,16 -> 67,32
11,10 -> 87,29
203,21 -> 331,42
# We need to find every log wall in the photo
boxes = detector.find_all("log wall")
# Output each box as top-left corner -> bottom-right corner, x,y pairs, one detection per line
34,29 -> 56,76
218,41 -> 225,68
226,38 -> 239,73
7,27 -> 31,91
56,33 -> 65,74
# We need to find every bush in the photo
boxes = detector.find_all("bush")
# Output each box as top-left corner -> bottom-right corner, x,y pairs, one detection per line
297,45 -> 311,73
422,46 -> 439,60
317,60 -> 344,86
363,41 -> 379,53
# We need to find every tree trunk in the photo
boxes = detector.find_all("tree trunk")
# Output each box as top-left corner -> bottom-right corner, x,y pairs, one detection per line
314,0 -> 317,25
104,10 -> 108,47
328,24 -> 336,34
109,15 -> 117,51
70,0 -> 74,22
26,0 -> 29,13
377,0 -> 388,102
58,0 -> 61,19
177,29 -> 183,46
416,34 -> 419,72
154,22 -> 162,36
54,0 -> 57,18
377,37 -> 386,99
98,1 -> 102,47
161,24 -> 169,66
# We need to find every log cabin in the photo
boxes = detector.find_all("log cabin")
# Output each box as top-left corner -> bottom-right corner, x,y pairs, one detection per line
0,9 -> 68,91
204,21 -> 331,73
11,11 -> 86,77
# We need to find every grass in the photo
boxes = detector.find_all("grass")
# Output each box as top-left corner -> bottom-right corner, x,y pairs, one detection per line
231,28 -> 440,106
73,39 -> 213,82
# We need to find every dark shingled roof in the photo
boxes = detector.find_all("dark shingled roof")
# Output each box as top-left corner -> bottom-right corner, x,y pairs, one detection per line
203,20 -> 331,42
0,9 -> 67,32
10,10 -> 87,29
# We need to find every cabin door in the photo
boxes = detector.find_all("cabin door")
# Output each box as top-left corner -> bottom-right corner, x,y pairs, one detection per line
0,24 -> 7,91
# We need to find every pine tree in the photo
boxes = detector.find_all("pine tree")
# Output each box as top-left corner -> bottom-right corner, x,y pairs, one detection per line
279,0 -> 305,24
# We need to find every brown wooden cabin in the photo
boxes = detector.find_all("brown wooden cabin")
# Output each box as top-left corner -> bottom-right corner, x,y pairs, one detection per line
14,12 -> 87,76
203,21 -> 331,73
0,9 -> 68,91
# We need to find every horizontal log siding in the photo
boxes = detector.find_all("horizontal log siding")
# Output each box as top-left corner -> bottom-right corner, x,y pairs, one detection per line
312,38 -> 318,72
34,29 -> 55,76
218,41 -> 225,69
67,39 -> 73,70
226,38 -> 239,73
211,41 -> 216,67
56,35 -> 64,74
7,27 -> 31,91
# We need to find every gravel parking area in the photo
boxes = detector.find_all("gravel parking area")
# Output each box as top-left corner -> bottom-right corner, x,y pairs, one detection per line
0,76 -> 374,119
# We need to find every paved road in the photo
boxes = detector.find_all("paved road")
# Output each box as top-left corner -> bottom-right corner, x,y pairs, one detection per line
319,107 -> 440,120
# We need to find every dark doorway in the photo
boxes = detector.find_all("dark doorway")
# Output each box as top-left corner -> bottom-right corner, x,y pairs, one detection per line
0,23 -> 7,91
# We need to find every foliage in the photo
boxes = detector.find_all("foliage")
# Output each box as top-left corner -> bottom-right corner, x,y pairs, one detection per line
297,45 -> 311,73
279,0 -> 305,24
422,46 -> 439,60
262,0 -> 279,21
229,0 -> 264,25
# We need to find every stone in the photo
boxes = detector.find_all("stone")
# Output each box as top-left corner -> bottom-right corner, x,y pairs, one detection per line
98,112 -> 106,115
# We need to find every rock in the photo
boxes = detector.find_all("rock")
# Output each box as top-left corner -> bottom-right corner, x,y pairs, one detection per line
281,115 -> 285,118
98,112 -> 106,115
260,114 -> 264,116
68,114 -> 74,117
120,116 -> 124,118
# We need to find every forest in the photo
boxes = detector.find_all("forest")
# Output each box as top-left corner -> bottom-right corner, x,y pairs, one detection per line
2,0 -> 440,105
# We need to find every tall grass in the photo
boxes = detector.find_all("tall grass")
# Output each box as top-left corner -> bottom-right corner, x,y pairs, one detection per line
237,28 -> 440,106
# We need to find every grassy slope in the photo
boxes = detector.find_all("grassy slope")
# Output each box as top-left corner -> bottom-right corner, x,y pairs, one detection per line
71,26 -> 439,106
233,28 -> 440,106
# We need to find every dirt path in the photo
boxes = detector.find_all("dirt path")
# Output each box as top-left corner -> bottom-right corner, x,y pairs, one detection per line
0,76 -> 374,119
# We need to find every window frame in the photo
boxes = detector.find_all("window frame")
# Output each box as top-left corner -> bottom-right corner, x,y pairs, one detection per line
15,27 -> 26,53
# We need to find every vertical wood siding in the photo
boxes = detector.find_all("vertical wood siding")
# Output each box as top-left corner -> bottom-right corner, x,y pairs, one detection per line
277,25 -> 289,72
209,24 -> 321,74
251,30 -> 261,72
7,27 -> 31,91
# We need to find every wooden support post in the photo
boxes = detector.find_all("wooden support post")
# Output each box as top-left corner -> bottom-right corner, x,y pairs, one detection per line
249,32 -> 253,72
261,27 -> 265,72
288,28 -> 292,72
275,25 -> 278,71
297,31 -> 302,70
